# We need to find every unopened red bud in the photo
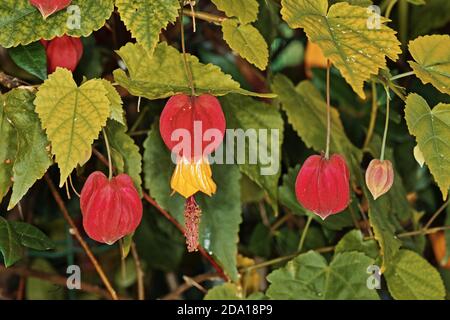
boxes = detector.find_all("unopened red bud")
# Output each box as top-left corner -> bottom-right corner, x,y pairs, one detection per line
42,35 -> 83,74
30,0 -> 72,19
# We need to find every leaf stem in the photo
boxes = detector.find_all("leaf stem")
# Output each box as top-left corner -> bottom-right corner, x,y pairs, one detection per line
102,129 -> 113,180
380,87 -> 390,161
180,4 -> 196,97
298,216 -> 313,252
385,0 -> 398,19
183,10 -> 226,24
390,71 -> 415,81
363,81 -> 379,150
325,60 -> 331,159
424,200 -> 449,230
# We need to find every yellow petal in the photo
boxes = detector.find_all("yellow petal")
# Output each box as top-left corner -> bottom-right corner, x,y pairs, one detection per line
171,158 -> 217,198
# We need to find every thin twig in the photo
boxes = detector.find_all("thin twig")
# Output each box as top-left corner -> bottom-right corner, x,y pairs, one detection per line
44,174 -> 119,300
0,72 -> 30,89
161,273 -> 220,300
131,241 -> 145,300
363,81 -> 378,150
423,200 -> 449,230
183,10 -> 226,24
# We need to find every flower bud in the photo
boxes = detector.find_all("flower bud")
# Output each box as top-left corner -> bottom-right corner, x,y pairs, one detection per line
295,154 -> 350,220
365,159 -> 394,200
80,171 -> 142,245
30,0 -> 72,19
41,35 -> 83,74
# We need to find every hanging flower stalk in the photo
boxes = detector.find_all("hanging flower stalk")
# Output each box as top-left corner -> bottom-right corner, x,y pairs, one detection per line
295,60 -> 351,219
159,6 -> 226,252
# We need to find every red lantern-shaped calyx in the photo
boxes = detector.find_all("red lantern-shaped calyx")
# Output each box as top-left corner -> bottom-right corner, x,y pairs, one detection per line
295,154 -> 350,220
41,35 -> 83,74
30,0 -> 72,19
80,172 -> 143,245
159,94 -> 226,161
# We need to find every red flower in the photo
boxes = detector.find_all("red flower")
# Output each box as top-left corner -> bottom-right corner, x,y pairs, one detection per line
295,154 -> 350,219
29,0 -> 72,19
80,172 -> 142,245
41,35 -> 83,74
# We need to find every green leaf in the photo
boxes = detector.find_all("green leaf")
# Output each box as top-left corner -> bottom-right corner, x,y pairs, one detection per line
35,68 -> 111,186
280,0 -> 401,99
3,89 -> 52,210
26,259 -> 64,300
221,94 -> 283,213
335,230 -> 379,259
101,80 -> 125,126
104,120 -> 142,196
271,74 -> 362,177
204,283 -> 242,300
0,217 -> 24,267
113,42 -> 275,99
8,41 -> 47,80
267,251 -> 379,299
221,19 -> 269,70
143,123 -> 242,281
411,0 -> 450,38
0,0 -> 114,48
408,35 -> 450,96
10,221 -> 54,251
404,94 -> 450,200
278,165 -> 355,231
115,0 -> 180,53
385,249 -> 446,300
211,0 -> 259,24
0,95 -> 16,202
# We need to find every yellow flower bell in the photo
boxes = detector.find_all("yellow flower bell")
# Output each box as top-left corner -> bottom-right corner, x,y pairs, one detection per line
171,157 -> 217,198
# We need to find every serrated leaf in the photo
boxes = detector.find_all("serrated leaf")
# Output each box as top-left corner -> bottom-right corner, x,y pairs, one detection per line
0,217 -> 24,267
3,89 -> 52,210
335,230 -> 379,259
204,283 -> 242,300
143,123 -> 242,281
10,221 -> 54,251
222,19 -> 269,70
385,249 -> 445,300
0,95 -> 17,202
8,41 -> 47,80
271,74 -> 362,177
404,94 -> 450,200
34,68 -> 110,186
280,0 -> 401,99
267,251 -> 379,299
211,0 -> 259,24
0,0 -> 114,48
104,120 -> 142,196
100,80 -> 125,126
113,42 -> 275,99
220,94 -> 283,213
115,0 -> 180,53
408,35 -> 450,96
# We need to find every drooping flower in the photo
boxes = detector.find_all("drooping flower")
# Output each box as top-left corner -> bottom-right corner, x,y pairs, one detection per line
41,35 -> 83,74
80,171 -> 143,245
429,231 -> 450,269
29,0 -> 72,19
295,154 -> 350,220
365,159 -> 394,200
159,94 -> 226,251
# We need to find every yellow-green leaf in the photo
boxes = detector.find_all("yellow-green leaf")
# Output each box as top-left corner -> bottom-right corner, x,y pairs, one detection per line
100,80 -> 125,126
0,0 -> 114,48
35,68 -> 110,186
405,94 -> 450,199
3,89 -> 52,210
280,0 -> 401,99
115,0 -> 180,53
0,95 -> 16,202
385,249 -> 445,300
211,0 -> 259,24
222,19 -> 269,70
113,42 -> 275,99
408,35 -> 450,95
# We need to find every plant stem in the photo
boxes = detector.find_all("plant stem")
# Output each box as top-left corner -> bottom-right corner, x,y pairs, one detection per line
180,5 -> 196,97
363,81 -> 379,150
325,60 -> 332,159
131,241 -> 145,300
380,87 -> 390,161
183,10 -> 226,24
424,200 -> 449,230
298,216 -> 313,252
398,0 -> 409,51
102,129 -> 113,180
44,174 -> 118,300
385,0 -> 398,19
390,71 -> 414,81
